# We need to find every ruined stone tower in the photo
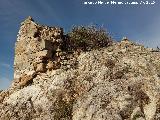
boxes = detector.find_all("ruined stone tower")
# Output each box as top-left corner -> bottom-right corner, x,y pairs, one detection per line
14,16 -> 63,79
0,17 -> 160,120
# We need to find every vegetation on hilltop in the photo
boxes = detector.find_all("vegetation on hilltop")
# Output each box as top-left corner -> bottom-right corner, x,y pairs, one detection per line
62,25 -> 112,52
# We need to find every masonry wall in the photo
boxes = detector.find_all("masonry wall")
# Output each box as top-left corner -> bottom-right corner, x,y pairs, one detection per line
14,17 -> 63,79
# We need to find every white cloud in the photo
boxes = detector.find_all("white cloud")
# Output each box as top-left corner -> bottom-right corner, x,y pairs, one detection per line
0,63 -> 10,68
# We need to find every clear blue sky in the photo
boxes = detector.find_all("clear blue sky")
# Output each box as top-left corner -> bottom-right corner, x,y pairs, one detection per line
0,0 -> 160,90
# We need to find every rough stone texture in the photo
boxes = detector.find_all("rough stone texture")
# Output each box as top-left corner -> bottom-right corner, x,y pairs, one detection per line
0,17 -> 160,120
14,16 -> 63,80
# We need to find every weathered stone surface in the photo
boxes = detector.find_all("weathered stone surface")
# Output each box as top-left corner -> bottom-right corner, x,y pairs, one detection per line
19,74 -> 34,87
36,50 -> 52,58
46,61 -> 56,70
14,16 -> 63,80
35,63 -> 46,72
0,17 -> 160,120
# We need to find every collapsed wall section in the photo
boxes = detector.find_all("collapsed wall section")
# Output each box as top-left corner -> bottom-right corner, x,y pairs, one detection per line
14,16 -> 63,79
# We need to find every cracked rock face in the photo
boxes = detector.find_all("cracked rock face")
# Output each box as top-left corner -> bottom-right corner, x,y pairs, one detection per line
0,17 -> 160,120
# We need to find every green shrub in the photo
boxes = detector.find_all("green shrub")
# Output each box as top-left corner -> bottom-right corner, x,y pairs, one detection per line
65,25 -> 112,51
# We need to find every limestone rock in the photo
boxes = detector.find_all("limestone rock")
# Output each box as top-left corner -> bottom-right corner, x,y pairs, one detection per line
35,63 -> 46,72
0,17 -> 160,120
14,16 -> 63,80
36,50 -> 52,58
46,61 -> 55,70
19,74 -> 34,87
131,107 -> 145,120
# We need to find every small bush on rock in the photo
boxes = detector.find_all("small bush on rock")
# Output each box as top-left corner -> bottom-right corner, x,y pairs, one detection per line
65,25 -> 112,51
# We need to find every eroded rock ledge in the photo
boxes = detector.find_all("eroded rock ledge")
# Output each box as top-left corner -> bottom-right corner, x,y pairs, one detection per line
0,17 -> 160,120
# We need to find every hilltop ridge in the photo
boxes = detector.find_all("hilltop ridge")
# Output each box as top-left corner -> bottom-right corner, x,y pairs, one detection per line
0,17 -> 160,120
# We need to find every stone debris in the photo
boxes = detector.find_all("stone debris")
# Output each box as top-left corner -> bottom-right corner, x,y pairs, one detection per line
18,74 -> 34,87
46,60 -> 55,70
0,17 -> 160,120
34,63 -> 46,72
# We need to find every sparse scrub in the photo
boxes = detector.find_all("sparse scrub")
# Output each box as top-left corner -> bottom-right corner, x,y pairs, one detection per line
64,25 -> 112,52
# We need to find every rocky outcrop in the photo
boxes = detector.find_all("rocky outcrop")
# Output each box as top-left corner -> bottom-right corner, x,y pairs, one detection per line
0,17 -> 160,120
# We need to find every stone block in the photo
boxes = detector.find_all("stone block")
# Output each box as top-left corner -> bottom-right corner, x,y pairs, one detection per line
35,63 -> 46,72
19,74 -> 33,87
46,61 -> 55,70
36,50 -> 52,58
41,40 -> 53,50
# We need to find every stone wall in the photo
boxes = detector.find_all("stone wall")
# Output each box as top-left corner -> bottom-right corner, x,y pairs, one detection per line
0,17 -> 160,120
14,16 -> 63,79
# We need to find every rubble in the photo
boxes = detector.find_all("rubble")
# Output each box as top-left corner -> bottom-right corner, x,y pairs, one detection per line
0,17 -> 160,120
